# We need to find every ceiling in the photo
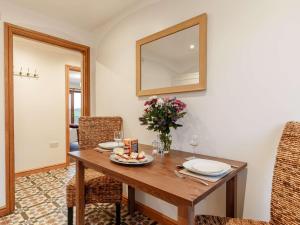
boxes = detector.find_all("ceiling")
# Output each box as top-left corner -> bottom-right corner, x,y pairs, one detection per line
9,0 -> 141,30
142,25 -> 199,62
142,25 -> 199,74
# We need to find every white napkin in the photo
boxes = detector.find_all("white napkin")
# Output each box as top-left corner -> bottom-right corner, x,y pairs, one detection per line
179,168 -> 233,182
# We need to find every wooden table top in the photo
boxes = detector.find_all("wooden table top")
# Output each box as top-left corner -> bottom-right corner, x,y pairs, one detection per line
69,144 -> 247,207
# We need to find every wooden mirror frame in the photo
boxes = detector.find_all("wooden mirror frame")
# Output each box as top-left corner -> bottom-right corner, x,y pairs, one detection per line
136,13 -> 207,96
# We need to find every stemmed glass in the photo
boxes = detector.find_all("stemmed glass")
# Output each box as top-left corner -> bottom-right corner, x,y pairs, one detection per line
152,139 -> 164,160
152,140 -> 159,158
114,131 -> 124,147
189,134 -> 199,159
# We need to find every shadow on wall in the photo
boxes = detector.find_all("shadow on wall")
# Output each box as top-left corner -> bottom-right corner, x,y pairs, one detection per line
237,168 -> 247,217
173,106 -> 248,217
172,106 -> 211,154
193,169 -> 247,218
171,90 -> 248,217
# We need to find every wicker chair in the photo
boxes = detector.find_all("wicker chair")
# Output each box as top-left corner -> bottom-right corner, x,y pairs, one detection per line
195,121 -> 300,225
66,117 -> 123,225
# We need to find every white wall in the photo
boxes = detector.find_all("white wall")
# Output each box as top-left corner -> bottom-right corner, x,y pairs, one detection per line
0,0 -> 95,208
13,37 -> 82,173
95,0 -> 300,221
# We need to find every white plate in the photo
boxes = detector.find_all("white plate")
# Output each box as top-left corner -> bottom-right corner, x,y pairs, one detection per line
183,159 -> 231,176
110,154 -> 154,166
98,142 -> 124,149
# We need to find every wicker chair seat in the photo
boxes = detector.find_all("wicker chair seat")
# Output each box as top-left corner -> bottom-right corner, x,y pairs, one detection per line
195,215 -> 269,225
66,168 -> 122,208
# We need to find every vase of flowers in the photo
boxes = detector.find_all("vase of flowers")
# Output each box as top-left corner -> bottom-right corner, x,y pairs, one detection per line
139,96 -> 187,153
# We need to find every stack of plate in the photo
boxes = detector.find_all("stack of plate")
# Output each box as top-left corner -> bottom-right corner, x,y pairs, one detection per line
183,158 -> 231,176
98,142 -> 124,150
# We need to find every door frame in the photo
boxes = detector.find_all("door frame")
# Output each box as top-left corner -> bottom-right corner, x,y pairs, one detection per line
3,23 -> 90,216
65,65 -> 82,165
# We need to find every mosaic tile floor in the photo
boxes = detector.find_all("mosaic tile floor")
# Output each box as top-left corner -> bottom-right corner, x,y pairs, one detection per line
0,165 -> 158,225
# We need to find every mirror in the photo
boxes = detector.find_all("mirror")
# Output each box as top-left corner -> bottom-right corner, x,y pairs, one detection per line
136,13 -> 207,96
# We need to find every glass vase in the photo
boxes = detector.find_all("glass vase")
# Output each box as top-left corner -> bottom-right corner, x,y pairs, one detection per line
159,132 -> 172,154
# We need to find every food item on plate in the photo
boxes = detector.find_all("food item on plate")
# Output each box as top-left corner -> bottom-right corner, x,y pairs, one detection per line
130,152 -> 138,159
114,147 -> 124,155
114,150 -> 147,163
137,151 -> 145,159
114,154 -> 129,161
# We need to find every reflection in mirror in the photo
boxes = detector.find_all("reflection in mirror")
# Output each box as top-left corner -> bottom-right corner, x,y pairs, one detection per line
69,70 -> 82,124
141,25 -> 199,90
136,13 -> 207,96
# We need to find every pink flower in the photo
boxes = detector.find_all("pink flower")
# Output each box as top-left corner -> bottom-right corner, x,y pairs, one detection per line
164,96 -> 170,101
156,98 -> 164,106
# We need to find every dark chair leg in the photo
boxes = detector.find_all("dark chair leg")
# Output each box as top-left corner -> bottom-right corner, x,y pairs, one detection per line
115,202 -> 121,225
68,207 -> 73,225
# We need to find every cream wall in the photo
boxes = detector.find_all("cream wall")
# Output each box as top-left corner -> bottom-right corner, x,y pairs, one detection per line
95,0 -> 300,221
0,0 -> 95,208
13,37 -> 81,173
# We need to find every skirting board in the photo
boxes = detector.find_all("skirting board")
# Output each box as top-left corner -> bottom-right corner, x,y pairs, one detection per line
15,163 -> 67,178
122,196 -> 177,225
0,206 -> 9,217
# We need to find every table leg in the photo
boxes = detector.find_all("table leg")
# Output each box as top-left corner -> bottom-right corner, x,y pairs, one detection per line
178,205 -> 194,225
226,175 -> 237,218
128,185 -> 135,216
76,161 -> 85,225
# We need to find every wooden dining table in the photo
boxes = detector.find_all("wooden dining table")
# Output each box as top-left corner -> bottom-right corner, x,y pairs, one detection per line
69,144 -> 247,225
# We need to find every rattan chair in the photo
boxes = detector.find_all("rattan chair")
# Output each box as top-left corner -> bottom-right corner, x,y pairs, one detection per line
66,117 -> 123,225
195,121 -> 300,225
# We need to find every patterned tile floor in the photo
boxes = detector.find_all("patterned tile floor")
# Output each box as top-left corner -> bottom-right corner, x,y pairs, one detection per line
0,165 -> 158,225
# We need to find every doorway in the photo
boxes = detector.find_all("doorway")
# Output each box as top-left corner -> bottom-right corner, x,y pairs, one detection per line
65,65 -> 82,161
3,23 -> 90,216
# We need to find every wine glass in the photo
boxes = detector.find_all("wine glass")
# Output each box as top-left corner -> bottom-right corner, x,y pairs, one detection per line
189,134 -> 199,159
152,140 -> 159,158
114,131 -> 124,147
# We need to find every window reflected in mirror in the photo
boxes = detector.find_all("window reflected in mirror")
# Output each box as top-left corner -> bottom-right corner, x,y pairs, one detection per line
68,69 -> 82,124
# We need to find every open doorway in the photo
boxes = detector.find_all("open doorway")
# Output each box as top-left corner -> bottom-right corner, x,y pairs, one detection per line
3,23 -> 90,216
13,36 -> 83,177
65,65 -> 82,159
